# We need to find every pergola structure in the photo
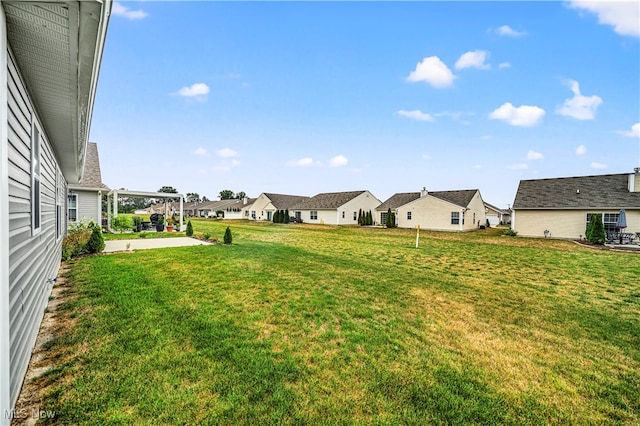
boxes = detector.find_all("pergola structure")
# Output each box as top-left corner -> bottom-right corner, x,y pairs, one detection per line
106,189 -> 184,233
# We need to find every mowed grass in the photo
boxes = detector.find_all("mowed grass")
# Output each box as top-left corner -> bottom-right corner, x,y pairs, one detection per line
40,220 -> 640,425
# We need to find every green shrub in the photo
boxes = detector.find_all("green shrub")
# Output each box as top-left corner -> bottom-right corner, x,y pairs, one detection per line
186,220 -> 194,236
61,221 -> 92,260
385,208 -> 396,228
224,227 -> 233,245
111,215 -> 132,233
503,228 -> 518,237
585,214 -> 605,245
86,222 -> 105,254
202,232 -> 211,241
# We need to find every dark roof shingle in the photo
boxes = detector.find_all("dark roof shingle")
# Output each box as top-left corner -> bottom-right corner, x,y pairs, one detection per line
513,173 -> 640,209
292,191 -> 366,210
73,142 -> 108,189
264,193 -> 310,210
378,189 -> 479,210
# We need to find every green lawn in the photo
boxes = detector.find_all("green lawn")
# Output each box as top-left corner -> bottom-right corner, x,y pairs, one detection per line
40,220 -> 639,425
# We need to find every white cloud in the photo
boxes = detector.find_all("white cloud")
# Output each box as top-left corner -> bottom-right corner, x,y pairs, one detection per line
406,56 -> 456,89
576,145 -> 587,155
616,122 -> 640,138
177,83 -> 210,98
508,163 -> 529,170
591,162 -> 608,169
495,25 -> 527,37
455,50 -> 490,70
489,102 -> 545,127
527,150 -> 544,160
422,154 -> 432,160
112,2 -> 148,20
499,62 -> 511,69
287,157 -> 318,167
569,1 -> 640,37
472,164 -> 482,169
556,80 -> 602,120
194,147 -> 209,157
217,148 -> 237,158
329,155 -> 349,168
396,110 -> 435,122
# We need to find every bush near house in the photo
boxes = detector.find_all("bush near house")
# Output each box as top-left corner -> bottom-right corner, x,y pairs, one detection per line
86,222 -> 105,254
186,220 -> 194,237
224,227 -> 233,244
62,220 -> 101,260
586,214 -> 606,245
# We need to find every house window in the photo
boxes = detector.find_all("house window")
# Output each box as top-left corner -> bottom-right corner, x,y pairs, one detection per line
342,211 -> 345,219
251,211 -> 256,219
31,122 -> 42,234
586,213 -> 620,233
381,212 -> 387,224
353,212 -> 357,220
407,211 -> 412,220
267,211 -> 273,221
68,194 -> 78,222
310,211 -> 318,220
451,211 -> 459,225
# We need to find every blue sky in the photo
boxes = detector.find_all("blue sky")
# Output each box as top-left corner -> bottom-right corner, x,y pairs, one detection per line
90,1 -> 640,208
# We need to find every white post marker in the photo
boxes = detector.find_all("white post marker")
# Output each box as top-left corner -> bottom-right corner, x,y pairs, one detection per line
415,224 -> 420,248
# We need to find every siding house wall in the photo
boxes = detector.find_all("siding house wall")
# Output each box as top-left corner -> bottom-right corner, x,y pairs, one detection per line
5,48 -> 64,408
514,209 -> 640,239
69,188 -> 100,224
336,191 -> 381,225
247,194 -> 274,221
397,191 -> 486,231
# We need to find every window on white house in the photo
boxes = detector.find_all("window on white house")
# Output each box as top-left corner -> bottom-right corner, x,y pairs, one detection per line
310,211 -> 318,220
353,212 -> 357,220
68,194 -> 78,222
407,211 -> 412,220
381,212 -> 387,224
251,211 -> 256,219
31,123 -> 42,234
342,211 -> 345,219
451,211 -> 459,225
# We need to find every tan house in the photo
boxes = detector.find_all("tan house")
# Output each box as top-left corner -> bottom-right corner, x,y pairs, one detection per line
484,202 -> 511,226
291,190 -> 382,225
247,193 -> 310,221
378,188 -> 487,231
512,170 -> 640,239
67,142 -> 109,225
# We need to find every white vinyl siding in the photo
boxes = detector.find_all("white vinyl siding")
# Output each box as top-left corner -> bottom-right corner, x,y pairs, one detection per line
6,49 -> 64,408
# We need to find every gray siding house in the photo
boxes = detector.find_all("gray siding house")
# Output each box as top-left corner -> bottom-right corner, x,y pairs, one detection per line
0,1 -> 110,421
68,142 -> 109,225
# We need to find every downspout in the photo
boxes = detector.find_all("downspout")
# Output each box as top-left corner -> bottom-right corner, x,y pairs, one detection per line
97,190 -> 102,228
1,7 -> 13,421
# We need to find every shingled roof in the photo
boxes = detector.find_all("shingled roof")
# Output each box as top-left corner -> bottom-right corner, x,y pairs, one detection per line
513,173 -> 640,209
376,192 -> 421,211
70,142 -> 108,189
378,189 -> 479,210
292,191 -> 367,210
264,193 -> 310,210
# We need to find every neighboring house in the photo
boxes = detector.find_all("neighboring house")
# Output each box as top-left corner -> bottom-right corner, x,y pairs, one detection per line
191,198 -> 254,218
484,202 -> 511,226
1,1 -> 110,420
512,170 -> 640,239
247,193 -> 310,221
291,190 -> 381,225
377,188 -> 486,231
67,142 -> 109,225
